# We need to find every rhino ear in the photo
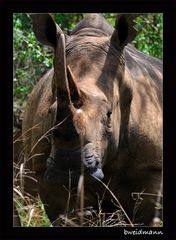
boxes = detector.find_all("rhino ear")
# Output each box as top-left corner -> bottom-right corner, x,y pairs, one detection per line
31,13 -> 62,48
111,14 -> 138,49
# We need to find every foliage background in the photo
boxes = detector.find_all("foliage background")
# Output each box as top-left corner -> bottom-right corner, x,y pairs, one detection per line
13,13 -> 163,107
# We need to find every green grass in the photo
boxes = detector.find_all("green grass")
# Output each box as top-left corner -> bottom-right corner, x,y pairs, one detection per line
14,190 -> 52,227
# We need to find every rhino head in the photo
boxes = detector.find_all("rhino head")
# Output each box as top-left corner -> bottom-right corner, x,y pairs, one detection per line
31,13 -> 137,186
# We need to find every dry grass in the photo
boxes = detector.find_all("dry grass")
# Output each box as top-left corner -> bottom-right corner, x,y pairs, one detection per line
13,184 -> 129,227
13,167 -> 163,227
13,124 -> 162,227
13,155 -> 130,227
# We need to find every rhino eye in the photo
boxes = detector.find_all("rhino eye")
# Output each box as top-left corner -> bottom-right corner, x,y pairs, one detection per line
106,109 -> 112,118
72,97 -> 83,109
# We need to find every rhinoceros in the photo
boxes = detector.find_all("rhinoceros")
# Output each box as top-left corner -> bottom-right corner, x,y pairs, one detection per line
22,13 -> 163,226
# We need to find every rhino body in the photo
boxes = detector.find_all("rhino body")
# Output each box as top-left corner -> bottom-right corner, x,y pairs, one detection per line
22,14 -> 163,226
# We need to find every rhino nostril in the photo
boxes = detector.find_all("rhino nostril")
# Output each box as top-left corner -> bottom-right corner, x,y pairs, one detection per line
85,154 -> 94,159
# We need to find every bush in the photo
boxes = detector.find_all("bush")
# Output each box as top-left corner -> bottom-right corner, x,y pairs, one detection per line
13,14 -> 53,105
133,14 -> 163,59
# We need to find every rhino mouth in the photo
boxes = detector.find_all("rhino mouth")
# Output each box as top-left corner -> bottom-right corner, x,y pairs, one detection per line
44,146 -> 104,186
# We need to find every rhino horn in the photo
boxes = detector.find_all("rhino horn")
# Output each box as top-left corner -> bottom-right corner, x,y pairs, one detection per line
54,34 -> 71,103
111,14 -> 139,49
54,34 -> 81,106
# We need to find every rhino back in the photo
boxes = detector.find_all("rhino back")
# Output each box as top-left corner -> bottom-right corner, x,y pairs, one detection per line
124,45 -> 162,168
71,13 -> 113,36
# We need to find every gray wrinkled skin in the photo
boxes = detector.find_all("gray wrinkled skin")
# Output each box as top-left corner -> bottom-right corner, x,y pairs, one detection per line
22,13 -> 163,226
